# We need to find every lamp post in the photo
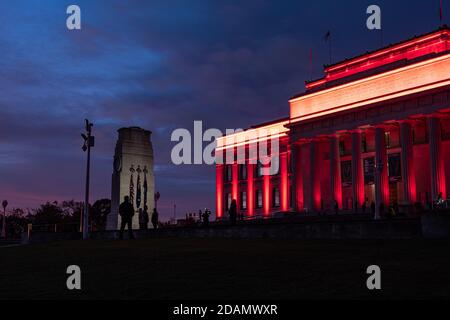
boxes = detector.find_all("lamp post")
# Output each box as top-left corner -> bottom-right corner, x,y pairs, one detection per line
154,191 -> 160,210
81,119 -> 94,240
1,200 -> 8,238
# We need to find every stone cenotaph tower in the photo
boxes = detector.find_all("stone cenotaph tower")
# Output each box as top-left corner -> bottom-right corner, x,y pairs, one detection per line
107,127 -> 155,230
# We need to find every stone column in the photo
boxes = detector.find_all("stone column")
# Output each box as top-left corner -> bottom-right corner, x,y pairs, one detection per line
108,127 -> 154,230
280,151 -> 289,212
399,121 -> 416,204
374,127 -> 389,219
351,130 -> 364,212
263,164 -> 271,216
291,142 -> 303,211
232,163 -> 239,209
307,140 -> 321,212
247,162 -> 255,217
216,165 -> 225,219
330,135 -> 342,209
427,116 -> 446,203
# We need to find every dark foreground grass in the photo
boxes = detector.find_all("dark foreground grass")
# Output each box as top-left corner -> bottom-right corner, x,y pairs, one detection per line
1,238 -> 449,300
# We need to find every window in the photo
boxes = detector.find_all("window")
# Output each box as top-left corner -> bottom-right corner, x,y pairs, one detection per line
362,134 -> 367,153
240,191 -> 247,210
341,160 -> 352,187
256,190 -> 262,208
339,141 -> 345,156
226,193 -> 232,211
363,157 -> 375,185
272,187 -> 280,208
256,161 -> 263,178
270,156 -> 280,176
239,164 -> 247,180
225,165 -> 232,182
441,119 -> 450,140
385,132 -> 391,149
388,153 -> 401,181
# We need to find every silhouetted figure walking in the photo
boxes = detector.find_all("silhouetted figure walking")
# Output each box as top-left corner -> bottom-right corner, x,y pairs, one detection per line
229,199 -> 237,226
393,201 -> 400,217
334,200 -> 339,215
151,208 -> 159,229
202,208 -> 211,227
119,196 -> 135,240
139,206 -> 149,230
362,198 -> 368,214
436,192 -> 444,208
370,201 -> 376,217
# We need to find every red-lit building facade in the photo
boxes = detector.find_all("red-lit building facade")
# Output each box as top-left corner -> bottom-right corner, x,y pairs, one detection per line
215,27 -> 450,219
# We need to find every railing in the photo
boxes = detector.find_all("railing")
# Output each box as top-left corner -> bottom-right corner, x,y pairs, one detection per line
27,223 -> 80,235
433,199 -> 450,210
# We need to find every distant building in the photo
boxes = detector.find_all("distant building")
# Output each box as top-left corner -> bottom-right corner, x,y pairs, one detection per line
215,26 -> 450,219
107,127 -> 155,230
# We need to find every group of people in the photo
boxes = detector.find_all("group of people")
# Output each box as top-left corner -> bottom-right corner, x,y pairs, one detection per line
185,209 -> 212,227
332,198 -> 402,218
118,196 -> 159,240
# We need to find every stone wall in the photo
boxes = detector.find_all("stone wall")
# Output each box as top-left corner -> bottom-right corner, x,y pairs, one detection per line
92,218 -> 421,240
25,213 -> 450,243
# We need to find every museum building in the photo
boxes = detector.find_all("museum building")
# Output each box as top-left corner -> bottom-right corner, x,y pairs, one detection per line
215,26 -> 450,219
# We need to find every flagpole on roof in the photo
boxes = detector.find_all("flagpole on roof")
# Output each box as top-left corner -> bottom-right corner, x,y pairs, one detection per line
329,35 -> 332,65
324,30 -> 332,65
440,0 -> 444,26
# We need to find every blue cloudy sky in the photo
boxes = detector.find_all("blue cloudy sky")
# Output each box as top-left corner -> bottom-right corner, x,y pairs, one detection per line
0,0 -> 445,219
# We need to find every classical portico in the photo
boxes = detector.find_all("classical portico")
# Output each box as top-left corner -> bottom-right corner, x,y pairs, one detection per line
215,26 -> 450,219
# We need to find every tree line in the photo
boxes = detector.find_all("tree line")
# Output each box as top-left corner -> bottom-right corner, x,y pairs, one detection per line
1,199 -> 111,239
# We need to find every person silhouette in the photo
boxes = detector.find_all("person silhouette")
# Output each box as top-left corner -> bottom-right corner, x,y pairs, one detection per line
119,196 -> 135,240
229,199 -> 237,226
202,208 -> 211,227
151,208 -> 159,229
139,207 -> 149,230
370,201 -> 376,216
362,198 -> 368,214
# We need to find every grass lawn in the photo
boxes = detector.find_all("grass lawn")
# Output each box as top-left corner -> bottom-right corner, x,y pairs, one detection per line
1,238 -> 450,300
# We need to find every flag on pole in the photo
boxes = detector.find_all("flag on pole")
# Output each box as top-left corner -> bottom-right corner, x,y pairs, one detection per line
129,168 -> 135,205
324,30 -> 332,65
129,174 -> 134,204
143,171 -> 148,207
136,170 -> 141,208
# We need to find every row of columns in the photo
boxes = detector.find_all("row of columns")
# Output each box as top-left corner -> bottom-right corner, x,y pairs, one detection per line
217,115 -> 446,218
374,127 -> 389,219
289,115 -> 446,217
216,151 -> 291,218
428,117 -> 447,202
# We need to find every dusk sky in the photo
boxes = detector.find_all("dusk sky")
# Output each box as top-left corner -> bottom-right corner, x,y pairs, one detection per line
0,0 -> 446,220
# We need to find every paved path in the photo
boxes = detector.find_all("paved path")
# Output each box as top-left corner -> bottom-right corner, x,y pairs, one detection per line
0,240 -> 22,248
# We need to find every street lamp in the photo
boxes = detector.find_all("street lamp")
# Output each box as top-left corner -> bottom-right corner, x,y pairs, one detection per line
1,200 -> 8,238
81,119 -> 94,240
154,191 -> 161,210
